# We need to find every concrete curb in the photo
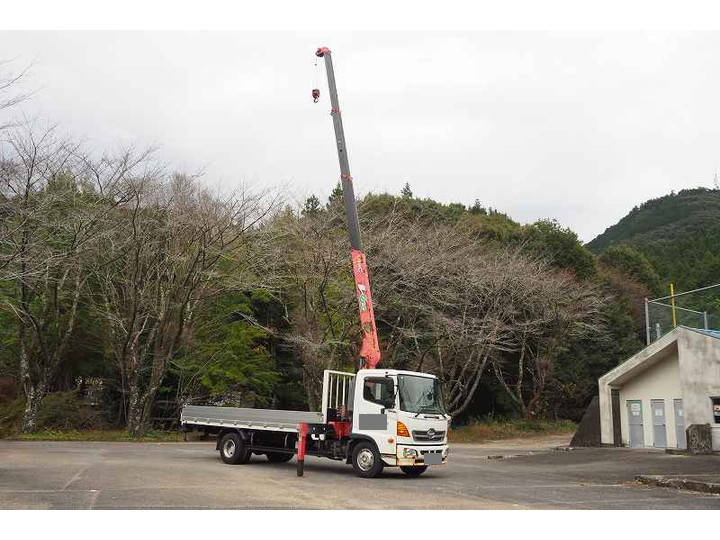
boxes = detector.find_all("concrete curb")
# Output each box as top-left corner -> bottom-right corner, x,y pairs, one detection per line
636,474 -> 720,495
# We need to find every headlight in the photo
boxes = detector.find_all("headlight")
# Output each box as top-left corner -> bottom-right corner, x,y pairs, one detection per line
403,448 -> 418,458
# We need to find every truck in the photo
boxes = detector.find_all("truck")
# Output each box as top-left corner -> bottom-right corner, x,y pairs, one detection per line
181,369 -> 449,478
180,47 -> 451,478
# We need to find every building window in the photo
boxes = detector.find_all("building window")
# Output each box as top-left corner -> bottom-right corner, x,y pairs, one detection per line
713,397 -> 720,424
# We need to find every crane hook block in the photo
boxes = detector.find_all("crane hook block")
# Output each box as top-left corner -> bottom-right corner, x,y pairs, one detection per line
312,88 -> 320,103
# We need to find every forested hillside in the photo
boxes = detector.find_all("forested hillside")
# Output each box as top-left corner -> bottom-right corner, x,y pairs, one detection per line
586,187 -> 720,334
587,188 -> 720,293
0,127 -> 649,437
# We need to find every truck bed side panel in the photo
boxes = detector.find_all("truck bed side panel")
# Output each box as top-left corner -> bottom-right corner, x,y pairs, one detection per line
181,405 -> 323,432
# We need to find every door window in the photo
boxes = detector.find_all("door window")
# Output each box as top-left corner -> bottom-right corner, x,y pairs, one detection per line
362,377 -> 395,407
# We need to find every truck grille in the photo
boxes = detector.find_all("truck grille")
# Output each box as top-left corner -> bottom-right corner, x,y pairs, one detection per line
412,429 -> 446,442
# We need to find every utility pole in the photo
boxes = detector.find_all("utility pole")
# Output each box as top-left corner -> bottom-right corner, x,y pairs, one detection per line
670,283 -> 677,328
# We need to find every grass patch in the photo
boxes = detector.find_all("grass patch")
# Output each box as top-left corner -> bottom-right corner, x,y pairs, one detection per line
11,429 -> 183,442
450,419 -> 576,444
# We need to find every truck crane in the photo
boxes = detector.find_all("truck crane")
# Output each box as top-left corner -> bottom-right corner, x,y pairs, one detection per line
180,47 -> 450,478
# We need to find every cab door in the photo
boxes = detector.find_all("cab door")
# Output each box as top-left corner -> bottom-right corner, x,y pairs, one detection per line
352,373 -> 397,456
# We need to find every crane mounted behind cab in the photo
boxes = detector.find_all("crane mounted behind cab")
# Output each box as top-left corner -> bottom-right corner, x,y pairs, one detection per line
314,46 -> 381,372
180,47 -> 450,478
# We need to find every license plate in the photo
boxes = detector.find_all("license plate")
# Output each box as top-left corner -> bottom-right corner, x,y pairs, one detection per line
424,452 -> 442,465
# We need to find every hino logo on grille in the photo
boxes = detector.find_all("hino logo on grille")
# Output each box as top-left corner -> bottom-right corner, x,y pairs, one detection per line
426,428 -> 437,439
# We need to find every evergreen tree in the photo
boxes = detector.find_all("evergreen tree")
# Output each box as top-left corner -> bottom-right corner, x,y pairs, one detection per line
469,199 -> 487,215
302,194 -> 321,216
327,182 -> 344,208
401,182 -> 413,199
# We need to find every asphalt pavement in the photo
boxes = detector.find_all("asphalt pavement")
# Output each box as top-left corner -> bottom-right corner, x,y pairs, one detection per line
1,435 -> 719,509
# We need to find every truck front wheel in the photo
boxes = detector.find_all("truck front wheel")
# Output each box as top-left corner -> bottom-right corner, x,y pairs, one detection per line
351,441 -> 384,478
400,465 -> 427,477
219,432 -> 251,465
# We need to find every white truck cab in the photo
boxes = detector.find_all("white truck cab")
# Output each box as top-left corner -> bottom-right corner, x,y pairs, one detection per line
349,369 -> 450,471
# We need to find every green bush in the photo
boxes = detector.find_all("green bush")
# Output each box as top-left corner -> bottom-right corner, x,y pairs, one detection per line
35,391 -> 107,430
1,391 -> 109,437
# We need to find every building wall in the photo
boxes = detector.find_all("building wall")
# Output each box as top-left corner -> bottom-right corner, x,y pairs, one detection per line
677,330 -> 720,450
598,330 -> 678,446
618,352 -> 682,448
598,379 -> 614,445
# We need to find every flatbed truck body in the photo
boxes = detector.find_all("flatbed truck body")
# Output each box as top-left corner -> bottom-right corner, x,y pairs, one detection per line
181,406 -> 323,432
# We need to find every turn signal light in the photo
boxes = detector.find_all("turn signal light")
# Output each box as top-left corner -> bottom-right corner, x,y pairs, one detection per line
397,421 -> 410,437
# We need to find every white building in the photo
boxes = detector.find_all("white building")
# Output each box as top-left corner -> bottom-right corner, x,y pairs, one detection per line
599,326 -> 720,450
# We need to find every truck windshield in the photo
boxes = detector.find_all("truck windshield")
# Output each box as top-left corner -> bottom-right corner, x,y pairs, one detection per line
397,375 -> 446,415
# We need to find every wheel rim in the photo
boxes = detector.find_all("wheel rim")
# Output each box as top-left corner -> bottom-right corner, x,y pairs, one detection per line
223,439 -> 236,458
356,448 -> 375,471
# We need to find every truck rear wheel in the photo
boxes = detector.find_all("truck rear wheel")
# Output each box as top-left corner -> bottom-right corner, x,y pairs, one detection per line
400,465 -> 427,477
219,432 -> 251,465
266,452 -> 294,463
351,441 -> 384,478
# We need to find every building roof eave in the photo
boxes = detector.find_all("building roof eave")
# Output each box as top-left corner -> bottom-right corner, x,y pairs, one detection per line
599,326 -> 683,387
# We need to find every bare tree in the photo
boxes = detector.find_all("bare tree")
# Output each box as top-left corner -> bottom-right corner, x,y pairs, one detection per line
272,197 -> 602,418
92,172 -> 277,436
367,217 -> 560,416
269,202 -> 357,409
0,124 -> 144,431
490,269 -> 604,418
0,60 -> 34,130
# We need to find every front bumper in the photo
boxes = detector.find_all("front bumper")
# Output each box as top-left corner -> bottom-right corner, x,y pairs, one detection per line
383,443 -> 449,467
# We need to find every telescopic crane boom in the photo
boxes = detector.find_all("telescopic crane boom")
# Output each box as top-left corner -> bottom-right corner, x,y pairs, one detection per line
314,46 -> 381,370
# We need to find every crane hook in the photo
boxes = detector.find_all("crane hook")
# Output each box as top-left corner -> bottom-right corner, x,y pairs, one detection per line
312,88 -> 320,103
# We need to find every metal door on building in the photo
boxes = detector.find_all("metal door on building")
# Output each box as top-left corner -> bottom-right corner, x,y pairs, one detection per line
651,399 -> 667,448
674,399 -> 686,449
627,400 -> 644,448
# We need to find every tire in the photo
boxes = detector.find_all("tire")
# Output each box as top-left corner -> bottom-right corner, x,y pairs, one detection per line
219,432 -> 251,465
401,465 -> 428,477
351,441 -> 384,478
266,452 -> 294,463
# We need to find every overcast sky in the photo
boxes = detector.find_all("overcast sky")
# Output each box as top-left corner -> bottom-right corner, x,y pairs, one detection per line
1,31 -> 719,242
